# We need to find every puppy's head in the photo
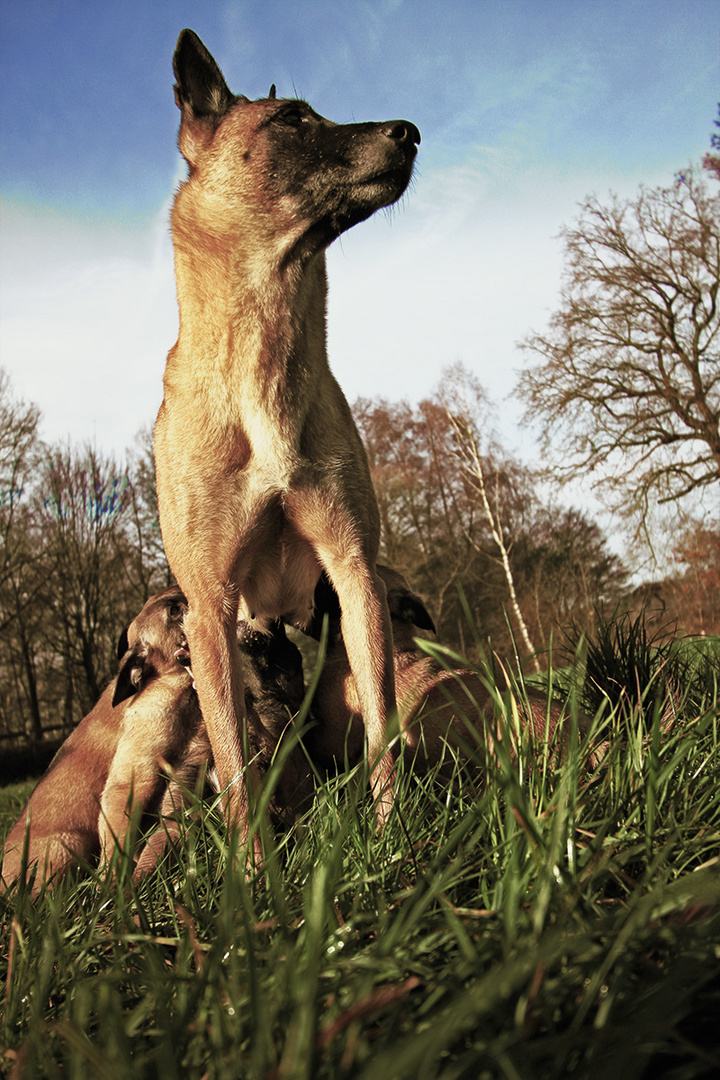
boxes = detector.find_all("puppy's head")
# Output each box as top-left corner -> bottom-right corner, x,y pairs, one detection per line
113,587 -> 189,707
237,619 -> 305,714
377,565 -> 436,636
307,564 -> 436,645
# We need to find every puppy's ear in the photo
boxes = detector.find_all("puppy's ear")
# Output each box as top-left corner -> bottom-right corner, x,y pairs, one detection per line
390,591 -> 437,635
113,645 -> 150,707
306,573 -> 341,640
116,623 -> 130,662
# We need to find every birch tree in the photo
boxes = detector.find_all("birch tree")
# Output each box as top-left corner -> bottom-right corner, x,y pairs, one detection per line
440,366 -> 541,670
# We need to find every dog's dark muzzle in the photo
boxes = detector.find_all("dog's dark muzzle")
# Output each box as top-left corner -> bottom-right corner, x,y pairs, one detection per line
349,119 -> 421,165
276,115 -> 421,248
343,119 -> 420,193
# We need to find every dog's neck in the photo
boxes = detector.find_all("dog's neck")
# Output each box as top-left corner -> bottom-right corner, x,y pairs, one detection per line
170,189 -> 329,385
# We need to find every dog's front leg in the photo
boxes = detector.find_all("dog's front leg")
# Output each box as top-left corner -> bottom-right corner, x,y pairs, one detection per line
182,608 -> 263,868
322,559 -> 398,823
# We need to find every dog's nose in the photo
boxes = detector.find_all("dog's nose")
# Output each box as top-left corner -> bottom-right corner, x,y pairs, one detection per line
382,121 -> 421,146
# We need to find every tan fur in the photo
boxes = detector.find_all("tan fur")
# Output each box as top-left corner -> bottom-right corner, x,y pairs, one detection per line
107,621 -> 314,880
310,566 -> 595,778
153,30 -> 419,851
1,588 -> 189,894
98,666 -> 198,866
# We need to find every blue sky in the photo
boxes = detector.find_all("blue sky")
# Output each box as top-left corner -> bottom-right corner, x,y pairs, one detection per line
1,0 -> 718,469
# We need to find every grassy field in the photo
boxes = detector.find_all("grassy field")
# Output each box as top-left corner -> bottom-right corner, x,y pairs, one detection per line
1,629 -> 719,1079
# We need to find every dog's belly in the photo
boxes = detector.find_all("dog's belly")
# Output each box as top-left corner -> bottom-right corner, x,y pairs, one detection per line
234,490 -> 321,629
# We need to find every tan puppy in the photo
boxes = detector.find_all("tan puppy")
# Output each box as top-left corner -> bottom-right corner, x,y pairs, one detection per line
98,647 -> 196,868
153,29 -> 420,849
308,566 -> 591,778
106,620 -> 313,879
1,588 -> 189,893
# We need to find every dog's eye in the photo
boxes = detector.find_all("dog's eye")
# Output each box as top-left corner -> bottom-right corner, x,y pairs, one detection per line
275,106 -> 305,129
169,603 -> 185,619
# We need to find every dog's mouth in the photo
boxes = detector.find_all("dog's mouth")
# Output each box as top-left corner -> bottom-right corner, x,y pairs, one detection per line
357,161 -> 414,187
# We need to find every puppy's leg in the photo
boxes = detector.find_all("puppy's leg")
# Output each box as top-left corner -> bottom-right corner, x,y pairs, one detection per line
132,775 -> 191,879
99,678 -> 192,865
99,745 -> 163,866
133,731 -> 212,879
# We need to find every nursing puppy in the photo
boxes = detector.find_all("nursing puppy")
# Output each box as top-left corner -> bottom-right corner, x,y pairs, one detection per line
110,620 -> 313,879
153,29 -> 420,855
1,588 -> 189,893
307,566 -> 591,777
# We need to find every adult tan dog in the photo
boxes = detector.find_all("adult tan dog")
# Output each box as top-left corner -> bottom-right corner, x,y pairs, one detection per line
1,588 -> 189,893
153,29 -> 420,852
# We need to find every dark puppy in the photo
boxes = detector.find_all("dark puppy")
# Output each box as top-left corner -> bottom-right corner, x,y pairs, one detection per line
307,566 -> 594,777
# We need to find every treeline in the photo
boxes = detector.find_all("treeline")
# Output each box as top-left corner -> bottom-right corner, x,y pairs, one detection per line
0,373 -> 170,747
2,364 -> 715,749
353,365 -> 629,661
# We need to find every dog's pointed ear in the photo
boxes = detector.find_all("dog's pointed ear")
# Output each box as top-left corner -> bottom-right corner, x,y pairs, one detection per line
388,589 -> 437,635
113,644 -> 150,707
401,596 -> 436,635
173,29 -> 240,163
116,622 -> 130,662
173,29 -> 234,120
268,84 -> 277,100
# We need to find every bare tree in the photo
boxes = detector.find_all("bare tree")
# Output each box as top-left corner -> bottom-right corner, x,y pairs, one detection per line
0,409 -> 174,743
0,372 -> 50,741
517,164 -> 719,524
513,507 -> 627,648
36,445 -> 136,718
354,367 -> 625,665
121,427 -> 172,600
669,516 -> 720,635
703,104 -> 720,181
353,394 -> 488,637
0,370 -> 43,601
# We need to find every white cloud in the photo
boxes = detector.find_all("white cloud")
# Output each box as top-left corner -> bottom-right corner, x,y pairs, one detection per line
0,196 -> 177,456
328,161 -> 584,446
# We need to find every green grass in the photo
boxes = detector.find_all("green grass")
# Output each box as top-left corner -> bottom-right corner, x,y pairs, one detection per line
1,644 -> 719,1079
